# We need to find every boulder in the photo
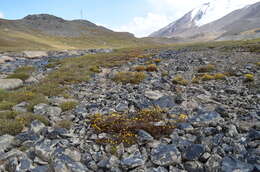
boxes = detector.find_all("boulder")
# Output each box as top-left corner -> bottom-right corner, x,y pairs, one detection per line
0,79 -> 23,90
23,51 -> 48,59
145,90 -> 164,100
0,135 -> 14,152
0,56 -> 14,64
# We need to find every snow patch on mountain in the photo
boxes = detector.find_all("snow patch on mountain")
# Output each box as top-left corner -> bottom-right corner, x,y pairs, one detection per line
190,0 -> 260,27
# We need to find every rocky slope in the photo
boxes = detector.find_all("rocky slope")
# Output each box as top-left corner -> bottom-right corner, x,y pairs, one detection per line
0,47 -> 259,171
150,1 -> 260,41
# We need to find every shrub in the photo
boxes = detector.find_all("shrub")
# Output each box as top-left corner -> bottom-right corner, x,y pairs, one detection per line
90,107 -> 175,145
0,101 -> 16,111
0,119 -> 23,135
172,75 -> 188,86
31,82 -> 66,97
56,120 -> 73,129
214,73 -> 226,80
90,65 -> 102,73
146,64 -> 158,72
198,64 -> 216,73
113,72 -> 146,84
153,59 -> 161,63
244,74 -> 254,82
201,74 -> 214,81
256,62 -> 260,67
134,65 -> 146,72
15,113 -> 49,127
60,101 -> 78,111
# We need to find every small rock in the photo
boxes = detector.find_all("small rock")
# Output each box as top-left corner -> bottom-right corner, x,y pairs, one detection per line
221,156 -> 254,172
121,151 -> 145,169
0,79 -> 23,90
30,120 -> 45,134
34,103 -> 62,119
0,135 -> 14,152
151,144 -> 181,166
183,144 -> 205,161
12,102 -> 28,113
152,96 -> 176,109
145,90 -> 164,100
137,130 -> 154,142
115,102 -> 128,112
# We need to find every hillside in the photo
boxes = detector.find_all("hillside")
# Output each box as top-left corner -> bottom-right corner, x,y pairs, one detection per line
150,1 -> 260,42
0,14 -> 150,51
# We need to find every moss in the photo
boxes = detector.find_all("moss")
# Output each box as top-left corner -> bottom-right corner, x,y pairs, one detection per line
15,113 -> 49,127
56,120 -> 73,130
244,74 -> 254,82
198,64 -> 216,73
0,119 -> 23,135
172,75 -> 188,86
113,72 -> 146,84
60,101 -> 78,112
0,101 -> 16,111
90,65 -> 102,73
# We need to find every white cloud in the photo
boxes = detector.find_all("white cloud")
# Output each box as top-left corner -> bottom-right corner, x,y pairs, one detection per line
115,13 -> 172,37
0,12 -> 4,19
116,0 -> 260,37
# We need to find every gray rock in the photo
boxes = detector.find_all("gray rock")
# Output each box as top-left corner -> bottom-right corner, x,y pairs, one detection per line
115,102 -> 128,112
184,161 -> 204,172
152,96 -> 176,109
121,151 -> 145,169
34,103 -> 62,119
0,135 -> 14,152
137,130 -> 154,142
183,144 -> 205,161
145,90 -> 164,100
221,156 -> 254,172
12,102 -> 28,113
23,51 -> 48,59
149,166 -> 168,172
30,120 -> 46,134
31,165 -> 50,172
151,144 -> 181,166
34,139 -> 55,162
205,154 -> 222,171
190,111 -> 223,127
0,79 -> 23,90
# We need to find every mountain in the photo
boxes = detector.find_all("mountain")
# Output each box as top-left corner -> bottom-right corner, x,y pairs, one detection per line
0,14 -> 148,51
150,1 -> 260,41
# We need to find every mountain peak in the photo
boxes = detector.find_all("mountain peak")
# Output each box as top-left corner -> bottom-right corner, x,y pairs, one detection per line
23,14 -> 65,22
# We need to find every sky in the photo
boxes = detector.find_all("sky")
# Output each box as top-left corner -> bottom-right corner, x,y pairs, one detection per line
0,0 -> 259,37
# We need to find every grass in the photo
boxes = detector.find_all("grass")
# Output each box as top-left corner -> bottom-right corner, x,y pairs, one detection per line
7,66 -> 36,81
134,64 -> 158,72
59,101 -> 78,112
113,72 -> 146,84
172,75 -> 188,86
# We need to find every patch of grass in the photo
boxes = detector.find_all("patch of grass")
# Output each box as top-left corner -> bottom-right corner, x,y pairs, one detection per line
15,113 -> 49,127
113,72 -> 146,84
201,74 -> 215,81
244,74 -> 254,82
30,82 -> 66,97
172,75 -> 188,86
214,73 -> 226,80
60,101 -> 78,112
153,58 -> 161,63
0,101 -> 16,111
7,66 -> 36,81
134,65 -> 147,72
90,65 -> 102,73
198,64 -> 216,73
0,111 -> 19,119
90,107 -> 175,145
256,62 -> 260,67
56,120 -> 73,130
0,119 -> 24,136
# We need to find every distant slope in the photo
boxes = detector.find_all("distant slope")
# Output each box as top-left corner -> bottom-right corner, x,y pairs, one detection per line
150,1 -> 260,42
0,14 -> 150,51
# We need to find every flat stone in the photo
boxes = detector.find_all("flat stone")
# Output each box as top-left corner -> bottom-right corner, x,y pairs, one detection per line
145,90 -> 164,100
0,79 -> 23,90
121,151 -> 145,169
152,96 -> 176,109
0,56 -> 14,64
221,156 -> 254,172
34,103 -> 62,118
151,144 -> 181,166
183,144 -> 205,161
0,135 -> 14,152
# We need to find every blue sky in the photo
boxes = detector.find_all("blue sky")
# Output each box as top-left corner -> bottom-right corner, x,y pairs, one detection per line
0,0 -> 259,37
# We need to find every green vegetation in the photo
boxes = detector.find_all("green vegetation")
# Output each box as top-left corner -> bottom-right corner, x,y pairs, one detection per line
113,72 -> 146,84
7,66 -> 36,81
244,74 -> 254,82
90,107 -> 176,145
172,75 -> 188,86
60,101 -> 78,112
134,64 -> 158,72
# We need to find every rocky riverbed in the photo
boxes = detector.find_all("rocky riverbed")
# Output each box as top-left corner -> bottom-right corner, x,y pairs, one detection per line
0,48 -> 259,172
